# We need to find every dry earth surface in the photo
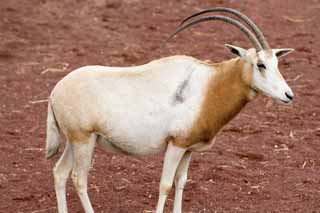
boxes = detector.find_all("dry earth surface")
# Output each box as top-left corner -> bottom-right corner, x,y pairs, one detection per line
0,0 -> 320,212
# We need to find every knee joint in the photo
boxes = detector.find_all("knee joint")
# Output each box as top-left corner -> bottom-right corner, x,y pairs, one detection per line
53,168 -> 68,188
71,172 -> 87,192
160,182 -> 172,196
53,167 -> 64,181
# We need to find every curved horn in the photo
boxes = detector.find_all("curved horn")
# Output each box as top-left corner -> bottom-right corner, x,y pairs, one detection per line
179,7 -> 270,50
161,15 -> 263,51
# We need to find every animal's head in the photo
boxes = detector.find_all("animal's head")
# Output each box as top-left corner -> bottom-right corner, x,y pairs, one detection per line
225,44 -> 294,103
162,7 -> 294,103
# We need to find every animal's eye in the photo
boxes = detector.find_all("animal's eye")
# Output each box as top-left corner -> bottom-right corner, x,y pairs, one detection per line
257,63 -> 266,70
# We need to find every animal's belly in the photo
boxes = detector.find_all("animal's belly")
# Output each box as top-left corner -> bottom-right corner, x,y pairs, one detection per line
94,100 -> 174,155
98,134 -> 168,156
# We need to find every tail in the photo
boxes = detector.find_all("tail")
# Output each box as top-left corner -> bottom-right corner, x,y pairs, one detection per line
45,99 -> 60,159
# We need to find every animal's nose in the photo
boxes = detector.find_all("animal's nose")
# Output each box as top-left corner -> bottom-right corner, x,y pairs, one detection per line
285,91 -> 293,100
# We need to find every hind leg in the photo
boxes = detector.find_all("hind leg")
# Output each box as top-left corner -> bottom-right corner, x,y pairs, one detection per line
53,140 -> 74,213
71,134 -> 96,213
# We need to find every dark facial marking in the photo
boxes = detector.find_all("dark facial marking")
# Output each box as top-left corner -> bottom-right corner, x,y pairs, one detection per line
257,63 -> 266,70
257,59 -> 266,72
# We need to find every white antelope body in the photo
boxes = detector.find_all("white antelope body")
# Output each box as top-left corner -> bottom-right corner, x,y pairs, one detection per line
46,8 -> 294,213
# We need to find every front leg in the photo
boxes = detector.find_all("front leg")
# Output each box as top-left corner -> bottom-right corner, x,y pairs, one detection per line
156,142 -> 187,213
173,151 -> 192,213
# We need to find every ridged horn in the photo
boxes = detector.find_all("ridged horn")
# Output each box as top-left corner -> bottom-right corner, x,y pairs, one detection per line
179,7 -> 270,50
161,15 -> 263,51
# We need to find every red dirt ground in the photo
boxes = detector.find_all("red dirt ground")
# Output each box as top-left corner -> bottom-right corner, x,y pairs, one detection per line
1,0 -> 319,212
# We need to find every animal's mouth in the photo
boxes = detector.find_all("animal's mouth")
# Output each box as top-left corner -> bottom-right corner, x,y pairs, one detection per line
280,99 -> 291,104
279,92 -> 294,104
253,87 -> 293,104
279,97 -> 293,104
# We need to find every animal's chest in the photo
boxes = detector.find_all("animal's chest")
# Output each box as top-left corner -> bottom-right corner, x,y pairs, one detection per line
183,76 -> 250,147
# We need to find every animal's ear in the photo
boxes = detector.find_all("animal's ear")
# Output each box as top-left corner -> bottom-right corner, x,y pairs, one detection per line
225,44 -> 247,58
273,48 -> 295,58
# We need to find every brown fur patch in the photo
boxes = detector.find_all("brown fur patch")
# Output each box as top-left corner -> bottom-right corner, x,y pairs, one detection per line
173,58 -> 254,148
67,129 -> 91,142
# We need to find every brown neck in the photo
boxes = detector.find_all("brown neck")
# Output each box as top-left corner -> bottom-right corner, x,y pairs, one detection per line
187,57 -> 255,144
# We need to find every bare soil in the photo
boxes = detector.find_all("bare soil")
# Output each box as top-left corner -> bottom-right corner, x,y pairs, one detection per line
0,0 -> 320,212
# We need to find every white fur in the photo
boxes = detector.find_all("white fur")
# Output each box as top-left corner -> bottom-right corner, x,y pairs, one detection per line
51,56 -> 214,156
252,50 -> 294,102
47,48 -> 293,213
226,45 -> 294,103
48,56 -> 216,213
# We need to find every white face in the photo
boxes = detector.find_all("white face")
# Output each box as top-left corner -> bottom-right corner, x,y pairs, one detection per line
251,49 -> 294,103
225,44 -> 294,103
